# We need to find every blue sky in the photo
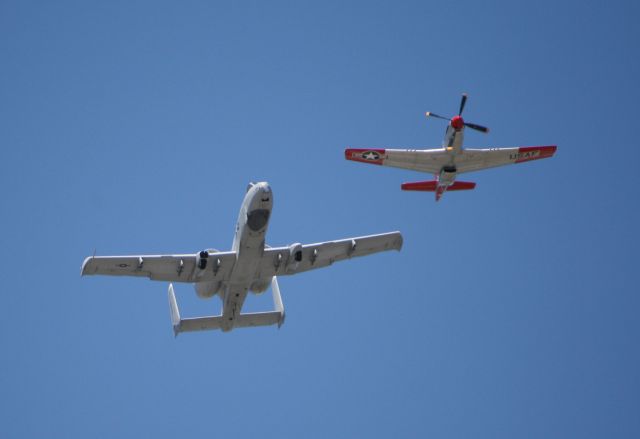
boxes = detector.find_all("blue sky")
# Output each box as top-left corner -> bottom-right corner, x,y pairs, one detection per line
1,1 -> 639,437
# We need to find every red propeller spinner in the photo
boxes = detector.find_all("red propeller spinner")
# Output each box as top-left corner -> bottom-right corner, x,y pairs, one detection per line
450,115 -> 465,130
425,93 -> 490,133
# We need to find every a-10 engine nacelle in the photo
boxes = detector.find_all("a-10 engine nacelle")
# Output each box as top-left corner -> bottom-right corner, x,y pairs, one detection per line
196,250 -> 209,270
194,249 -> 222,298
195,281 -> 222,299
250,279 -> 270,294
195,249 -> 221,271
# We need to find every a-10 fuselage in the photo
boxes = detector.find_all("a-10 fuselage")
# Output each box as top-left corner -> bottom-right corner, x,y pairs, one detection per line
197,182 -> 273,331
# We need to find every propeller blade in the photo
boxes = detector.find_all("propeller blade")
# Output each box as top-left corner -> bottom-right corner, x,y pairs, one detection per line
464,122 -> 490,133
459,93 -> 468,116
425,111 -> 450,121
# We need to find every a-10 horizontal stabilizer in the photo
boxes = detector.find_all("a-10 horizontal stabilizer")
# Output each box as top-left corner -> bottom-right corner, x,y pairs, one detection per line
168,277 -> 285,335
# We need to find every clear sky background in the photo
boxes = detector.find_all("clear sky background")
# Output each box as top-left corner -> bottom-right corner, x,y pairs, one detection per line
1,1 -> 639,437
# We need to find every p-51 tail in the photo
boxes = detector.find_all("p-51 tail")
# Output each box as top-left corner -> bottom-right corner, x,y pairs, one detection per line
401,180 -> 475,201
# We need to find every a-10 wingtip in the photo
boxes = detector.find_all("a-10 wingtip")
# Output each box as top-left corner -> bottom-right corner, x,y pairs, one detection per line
391,231 -> 403,251
80,256 -> 93,276
80,249 -> 98,276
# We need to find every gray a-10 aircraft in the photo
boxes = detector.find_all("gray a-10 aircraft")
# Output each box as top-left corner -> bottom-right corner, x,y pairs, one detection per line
81,182 -> 402,334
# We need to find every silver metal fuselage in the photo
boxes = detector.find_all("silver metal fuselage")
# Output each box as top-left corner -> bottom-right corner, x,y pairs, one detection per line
443,124 -> 464,152
219,182 -> 273,331
438,125 -> 465,187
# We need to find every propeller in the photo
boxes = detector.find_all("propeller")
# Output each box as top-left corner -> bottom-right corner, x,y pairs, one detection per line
424,111 -> 449,121
464,122 -> 489,133
458,93 -> 468,116
425,93 -> 490,133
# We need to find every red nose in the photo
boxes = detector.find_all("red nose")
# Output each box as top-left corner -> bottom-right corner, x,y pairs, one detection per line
451,115 -> 464,130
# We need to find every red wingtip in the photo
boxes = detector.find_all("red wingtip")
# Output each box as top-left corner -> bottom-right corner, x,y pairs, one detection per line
514,145 -> 557,163
344,148 -> 386,165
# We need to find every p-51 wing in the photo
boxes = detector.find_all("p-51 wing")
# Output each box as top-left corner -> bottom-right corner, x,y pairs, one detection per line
345,148 -> 446,174
345,146 -> 556,174
454,146 -> 557,173
81,252 -> 237,283
258,231 -> 403,277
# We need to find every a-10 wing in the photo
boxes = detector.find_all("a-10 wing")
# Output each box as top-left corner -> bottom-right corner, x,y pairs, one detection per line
258,231 -> 403,278
80,251 -> 237,283
80,231 -> 402,283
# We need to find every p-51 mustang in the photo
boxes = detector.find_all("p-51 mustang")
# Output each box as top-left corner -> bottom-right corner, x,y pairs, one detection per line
81,182 -> 402,334
345,94 -> 557,201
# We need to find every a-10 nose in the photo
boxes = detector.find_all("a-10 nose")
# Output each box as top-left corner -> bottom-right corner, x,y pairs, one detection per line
257,182 -> 271,194
251,182 -> 272,206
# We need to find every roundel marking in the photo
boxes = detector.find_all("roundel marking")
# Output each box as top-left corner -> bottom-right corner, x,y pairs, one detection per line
362,151 -> 381,161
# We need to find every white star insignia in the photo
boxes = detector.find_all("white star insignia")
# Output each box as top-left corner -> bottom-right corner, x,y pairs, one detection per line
363,151 -> 379,160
